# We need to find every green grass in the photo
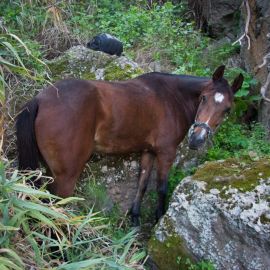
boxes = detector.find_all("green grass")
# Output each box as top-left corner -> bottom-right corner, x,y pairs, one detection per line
0,161 -> 146,269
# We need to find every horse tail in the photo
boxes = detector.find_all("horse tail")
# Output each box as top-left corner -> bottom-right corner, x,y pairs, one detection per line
16,98 -> 40,170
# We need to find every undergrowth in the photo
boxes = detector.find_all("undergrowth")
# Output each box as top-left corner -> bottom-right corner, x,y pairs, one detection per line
0,161 -> 145,269
204,121 -> 270,161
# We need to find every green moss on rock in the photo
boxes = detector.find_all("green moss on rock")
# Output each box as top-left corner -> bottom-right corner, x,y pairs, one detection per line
148,216 -> 195,270
47,56 -> 69,80
104,63 -> 143,81
148,234 -> 194,270
80,71 -> 96,80
260,214 -> 270,224
194,157 -> 270,194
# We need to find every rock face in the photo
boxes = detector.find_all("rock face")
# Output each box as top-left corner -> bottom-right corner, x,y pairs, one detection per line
189,0 -> 270,134
239,0 -> 270,133
149,158 -> 270,270
188,0 -> 242,38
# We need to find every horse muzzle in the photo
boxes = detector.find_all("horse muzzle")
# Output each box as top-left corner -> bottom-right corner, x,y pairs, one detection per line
188,122 -> 213,150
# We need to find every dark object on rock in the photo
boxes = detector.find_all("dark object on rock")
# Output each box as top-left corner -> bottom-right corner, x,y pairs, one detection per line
86,33 -> 123,56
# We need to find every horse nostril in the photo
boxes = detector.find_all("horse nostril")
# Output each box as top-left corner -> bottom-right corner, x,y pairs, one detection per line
188,133 -> 206,150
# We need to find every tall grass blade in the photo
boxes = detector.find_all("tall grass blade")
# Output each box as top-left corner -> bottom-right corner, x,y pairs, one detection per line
0,248 -> 24,268
58,257 -> 109,270
56,197 -> 85,205
13,199 -> 67,220
2,41 -> 26,68
0,257 -> 23,270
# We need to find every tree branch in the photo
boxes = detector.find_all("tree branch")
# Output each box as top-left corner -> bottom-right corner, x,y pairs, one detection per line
232,0 -> 251,49
261,72 -> 270,103
255,52 -> 270,73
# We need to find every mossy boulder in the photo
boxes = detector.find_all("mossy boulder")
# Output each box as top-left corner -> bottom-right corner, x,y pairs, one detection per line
47,45 -> 143,81
149,157 -> 270,270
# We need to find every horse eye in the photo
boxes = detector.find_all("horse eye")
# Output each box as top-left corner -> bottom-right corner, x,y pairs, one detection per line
201,95 -> 207,102
224,108 -> 231,114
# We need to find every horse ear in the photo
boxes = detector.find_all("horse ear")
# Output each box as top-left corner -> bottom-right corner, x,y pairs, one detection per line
231,73 -> 244,94
212,65 -> 225,81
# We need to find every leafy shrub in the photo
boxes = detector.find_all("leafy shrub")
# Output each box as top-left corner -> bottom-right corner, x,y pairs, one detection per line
204,121 -> 270,161
226,68 -> 259,118
184,258 -> 215,270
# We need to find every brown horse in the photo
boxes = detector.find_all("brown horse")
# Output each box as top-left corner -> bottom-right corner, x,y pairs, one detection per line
16,65 -> 243,225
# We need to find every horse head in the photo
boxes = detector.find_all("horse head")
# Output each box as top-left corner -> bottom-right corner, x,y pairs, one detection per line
188,65 -> 244,150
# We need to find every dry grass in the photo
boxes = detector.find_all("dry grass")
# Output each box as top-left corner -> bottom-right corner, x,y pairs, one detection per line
38,3 -> 81,59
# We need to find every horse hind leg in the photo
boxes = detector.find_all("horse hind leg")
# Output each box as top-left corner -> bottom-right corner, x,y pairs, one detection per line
38,136 -> 94,198
130,152 -> 155,226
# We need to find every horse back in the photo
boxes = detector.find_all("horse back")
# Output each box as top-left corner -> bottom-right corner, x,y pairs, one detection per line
35,77 -> 185,155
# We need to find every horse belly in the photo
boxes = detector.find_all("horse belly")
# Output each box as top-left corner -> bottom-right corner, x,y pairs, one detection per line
93,131 -> 152,154
94,133 -> 152,154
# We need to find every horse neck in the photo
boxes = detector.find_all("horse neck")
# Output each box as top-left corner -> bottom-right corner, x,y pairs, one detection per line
175,77 -> 208,127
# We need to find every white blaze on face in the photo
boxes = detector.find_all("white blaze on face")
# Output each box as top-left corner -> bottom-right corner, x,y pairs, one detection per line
214,92 -> 225,103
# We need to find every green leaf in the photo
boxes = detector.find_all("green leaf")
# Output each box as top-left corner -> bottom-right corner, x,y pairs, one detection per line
3,33 -> 30,54
0,248 -> 24,268
119,238 -> 134,264
13,199 -> 68,220
248,95 -> 261,101
0,223 -> 19,231
56,196 -> 85,205
27,210 -> 62,232
130,250 -> 146,263
58,257 -> 108,270
0,256 -> 23,270
21,221 -> 42,266
234,88 -> 249,97
2,41 -> 26,68
12,184 -> 59,199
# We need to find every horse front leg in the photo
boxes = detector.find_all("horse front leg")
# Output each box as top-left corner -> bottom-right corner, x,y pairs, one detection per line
130,152 -> 155,226
155,148 -> 176,222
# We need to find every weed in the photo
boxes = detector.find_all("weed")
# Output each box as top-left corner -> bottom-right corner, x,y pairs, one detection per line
0,161 -> 146,269
204,121 -> 270,161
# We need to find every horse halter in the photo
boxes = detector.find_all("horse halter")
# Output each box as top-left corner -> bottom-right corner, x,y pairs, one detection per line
188,121 -> 213,140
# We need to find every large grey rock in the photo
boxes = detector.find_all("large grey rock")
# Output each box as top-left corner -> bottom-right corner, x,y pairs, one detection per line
149,158 -> 270,270
47,45 -> 143,81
